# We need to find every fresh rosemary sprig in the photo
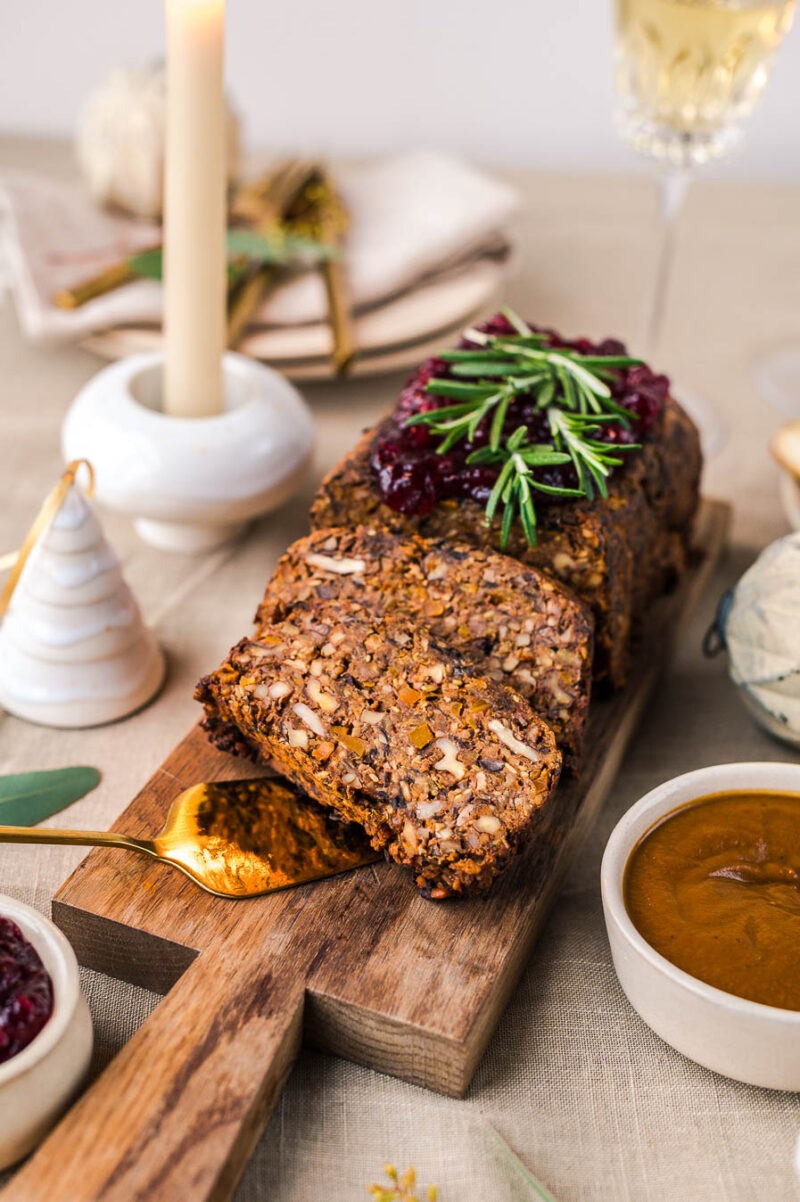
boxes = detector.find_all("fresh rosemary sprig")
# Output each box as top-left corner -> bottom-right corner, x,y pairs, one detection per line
468,426 -> 578,549
547,409 -> 631,501
404,308 -> 642,548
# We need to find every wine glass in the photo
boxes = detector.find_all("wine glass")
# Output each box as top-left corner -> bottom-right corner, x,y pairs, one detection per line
612,0 -> 796,454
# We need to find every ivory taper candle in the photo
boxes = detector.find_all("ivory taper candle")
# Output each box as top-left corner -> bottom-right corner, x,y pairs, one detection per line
163,0 -> 226,417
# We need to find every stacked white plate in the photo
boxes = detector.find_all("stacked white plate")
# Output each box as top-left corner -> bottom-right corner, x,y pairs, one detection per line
81,249 -> 510,381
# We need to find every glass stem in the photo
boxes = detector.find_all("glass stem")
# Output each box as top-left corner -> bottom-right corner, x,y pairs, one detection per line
643,169 -> 691,362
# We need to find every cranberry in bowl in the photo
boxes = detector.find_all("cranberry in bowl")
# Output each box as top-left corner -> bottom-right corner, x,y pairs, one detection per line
0,916 -> 54,1064
0,895 -> 93,1168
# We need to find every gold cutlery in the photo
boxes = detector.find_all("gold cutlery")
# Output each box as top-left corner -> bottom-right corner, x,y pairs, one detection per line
225,158 -> 320,348
281,165 -> 355,374
227,160 -> 356,373
53,251 -> 161,310
53,159 -> 317,315
0,777 -> 378,898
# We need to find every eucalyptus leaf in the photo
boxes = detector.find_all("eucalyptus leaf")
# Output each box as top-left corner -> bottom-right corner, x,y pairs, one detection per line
0,767 -> 101,826
128,230 -> 336,283
128,247 -> 163,281
225,228 -> 336,264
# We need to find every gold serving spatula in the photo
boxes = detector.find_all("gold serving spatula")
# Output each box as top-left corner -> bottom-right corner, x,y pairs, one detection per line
0,776 -> 378,898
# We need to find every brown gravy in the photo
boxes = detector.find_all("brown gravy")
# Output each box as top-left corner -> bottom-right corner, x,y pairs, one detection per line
624,789 -> 800,1011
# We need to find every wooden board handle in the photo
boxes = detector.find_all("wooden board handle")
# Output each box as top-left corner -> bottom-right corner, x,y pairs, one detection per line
4,941 -> 304,1202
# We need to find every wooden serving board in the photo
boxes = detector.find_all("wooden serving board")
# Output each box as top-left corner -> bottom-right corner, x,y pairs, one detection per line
5,500 -> 729,1202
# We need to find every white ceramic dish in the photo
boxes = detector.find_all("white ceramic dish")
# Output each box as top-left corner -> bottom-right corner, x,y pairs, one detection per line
0,895 -> 93,1168
601,762 -> 800,1091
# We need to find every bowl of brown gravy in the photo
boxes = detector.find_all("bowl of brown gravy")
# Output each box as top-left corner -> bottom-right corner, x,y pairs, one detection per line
601,762 -> 800,1089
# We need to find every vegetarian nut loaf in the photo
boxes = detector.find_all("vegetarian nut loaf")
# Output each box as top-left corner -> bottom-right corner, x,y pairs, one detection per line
196,603 -> 562,897
256,526 -> 593,772
310,315 -> 703,688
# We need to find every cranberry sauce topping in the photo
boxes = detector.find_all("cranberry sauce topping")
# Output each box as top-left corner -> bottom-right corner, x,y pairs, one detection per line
371,313 -> 670,516
0,917 -> 54,1064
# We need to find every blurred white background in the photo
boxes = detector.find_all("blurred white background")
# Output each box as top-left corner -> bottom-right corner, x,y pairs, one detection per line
1,0 -> 798,179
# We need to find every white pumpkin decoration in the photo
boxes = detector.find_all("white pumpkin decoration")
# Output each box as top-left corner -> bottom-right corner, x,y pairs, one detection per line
708,532 -> 800,748
76,62 -> 240,220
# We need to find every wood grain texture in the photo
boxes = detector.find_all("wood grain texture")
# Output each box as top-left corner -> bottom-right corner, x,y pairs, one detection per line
4,936 -> 305,1202
21,499 -> 728,1202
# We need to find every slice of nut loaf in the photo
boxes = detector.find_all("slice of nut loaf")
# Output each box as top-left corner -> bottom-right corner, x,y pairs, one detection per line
256,526 -> 593,773
195,603 -> 562,898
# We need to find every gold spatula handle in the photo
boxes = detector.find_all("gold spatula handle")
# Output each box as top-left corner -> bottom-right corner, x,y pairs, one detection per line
0,824 -> 154,855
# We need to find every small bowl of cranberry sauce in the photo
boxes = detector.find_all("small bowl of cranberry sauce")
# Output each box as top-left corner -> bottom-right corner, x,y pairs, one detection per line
371,313 -> 670,517
0,895 -> 93,1168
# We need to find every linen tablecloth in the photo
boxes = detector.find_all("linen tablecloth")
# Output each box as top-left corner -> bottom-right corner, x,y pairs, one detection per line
1,136 -> 798,1201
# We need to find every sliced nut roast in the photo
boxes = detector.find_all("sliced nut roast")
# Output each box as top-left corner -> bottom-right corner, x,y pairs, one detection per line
196,606 -> 562,898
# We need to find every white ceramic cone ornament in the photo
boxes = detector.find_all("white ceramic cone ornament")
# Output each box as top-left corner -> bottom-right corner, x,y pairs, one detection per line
0,468 -> 165,728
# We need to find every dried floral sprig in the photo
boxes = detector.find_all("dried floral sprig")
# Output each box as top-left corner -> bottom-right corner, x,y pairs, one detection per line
367,1163 -> 438,1202
404,308 -> 642,548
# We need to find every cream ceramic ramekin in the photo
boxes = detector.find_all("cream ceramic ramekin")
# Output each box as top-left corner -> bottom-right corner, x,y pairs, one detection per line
0,895 -> 93,1167
601,762 -> 800,1091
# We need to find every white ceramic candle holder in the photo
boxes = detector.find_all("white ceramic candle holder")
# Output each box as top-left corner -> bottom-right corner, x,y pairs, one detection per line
62,352 -> 316,553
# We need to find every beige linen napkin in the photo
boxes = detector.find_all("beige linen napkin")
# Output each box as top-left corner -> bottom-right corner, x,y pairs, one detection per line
0,150 -> 518,345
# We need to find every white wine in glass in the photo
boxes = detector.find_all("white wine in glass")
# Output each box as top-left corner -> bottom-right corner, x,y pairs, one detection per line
612,0 -> 795,454
616,0 -> 796,166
